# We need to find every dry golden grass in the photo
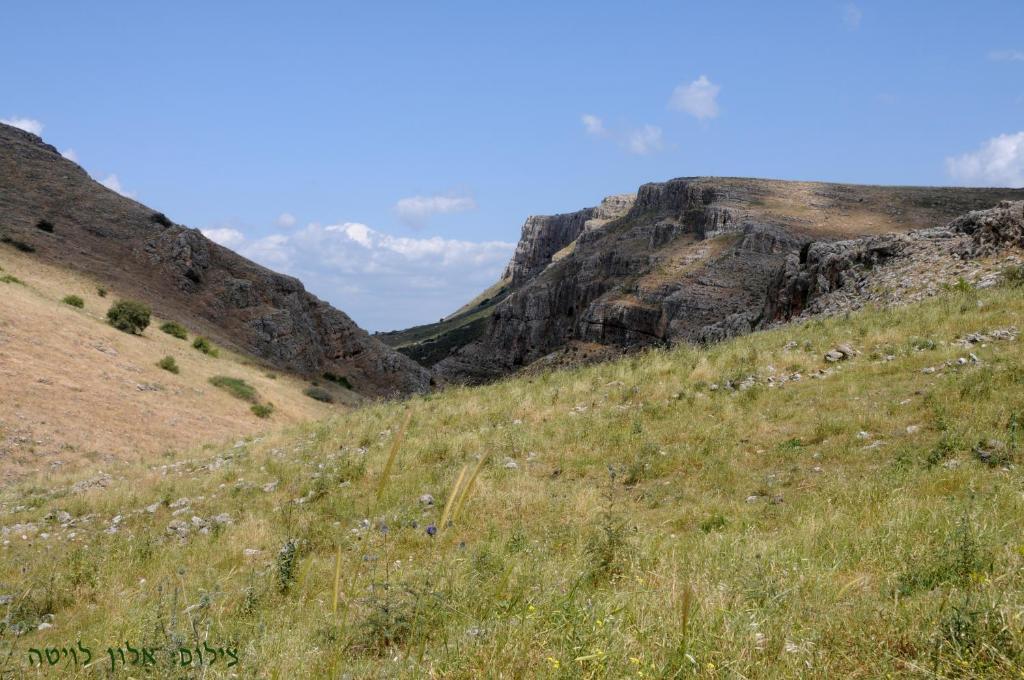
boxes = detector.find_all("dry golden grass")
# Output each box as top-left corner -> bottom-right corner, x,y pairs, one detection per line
0,249 -> 341,484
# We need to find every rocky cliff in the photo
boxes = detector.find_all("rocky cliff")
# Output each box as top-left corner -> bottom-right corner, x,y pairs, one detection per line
435,177 -> 1024,382
0,123 -> 430,397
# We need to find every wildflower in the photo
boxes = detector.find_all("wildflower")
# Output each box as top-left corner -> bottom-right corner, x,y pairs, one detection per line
546,657 -> 560,669
426,524 -> 437,537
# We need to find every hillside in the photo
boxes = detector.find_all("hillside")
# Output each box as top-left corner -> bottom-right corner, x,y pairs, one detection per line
2,263 -> 1023,677
0,245 -> 355,487
422,177 -> 1024,383
0,123 -> 429,398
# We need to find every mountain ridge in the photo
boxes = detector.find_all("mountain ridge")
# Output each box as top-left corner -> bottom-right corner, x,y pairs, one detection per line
0,123 -> 430,398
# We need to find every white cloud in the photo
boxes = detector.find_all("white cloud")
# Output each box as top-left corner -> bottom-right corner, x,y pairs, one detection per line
990,49 -> 1024,62
581,114 -> 607,136
222,221 -> 514,331
99,174 -> 135,198
1,117 -> 43,136
394,194 -> 477,227
843,3 -> 863,29
201,227 -> 246,248
625,125 -> 664,155
61,148 -> 78,162
946,132 -> 1024,187
669,75 -> 720,120
276,212 -> 297,227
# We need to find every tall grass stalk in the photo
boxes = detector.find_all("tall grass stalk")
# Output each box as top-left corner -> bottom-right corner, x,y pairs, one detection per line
438,464 -> 468,531
375,410 -> 412,503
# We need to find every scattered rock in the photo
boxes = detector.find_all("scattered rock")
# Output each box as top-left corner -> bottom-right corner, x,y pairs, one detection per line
166,520 -> 189,539
418,494 -> 435,507
503,458 -> 519,470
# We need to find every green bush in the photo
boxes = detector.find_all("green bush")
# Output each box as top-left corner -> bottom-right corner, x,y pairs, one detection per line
1,274 -> 23,285
209,376 -> 257,402
304,386 -> 334,403
96,287 -> 107,298
251,403 -> 275,418
160,321 -> 188,340
157,356 -> 179,374
106,300 -> 151,334
322,371 -> 353,390
62,294 -> 85,308
193,336 -> 219,357
1,235 -> 35,253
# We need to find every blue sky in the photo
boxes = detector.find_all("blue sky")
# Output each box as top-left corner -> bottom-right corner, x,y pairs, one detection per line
3,1 -> 1023,330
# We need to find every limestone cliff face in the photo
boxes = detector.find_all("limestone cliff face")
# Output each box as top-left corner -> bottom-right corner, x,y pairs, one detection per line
435,177 -> 1024,383
501,193 -> 635,286
0,123 -> 430,397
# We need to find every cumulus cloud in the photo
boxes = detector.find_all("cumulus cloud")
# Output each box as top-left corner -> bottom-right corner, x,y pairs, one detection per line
843,3 -> 863,29
625,125 -> 664,155
210,220 -> 514,330
990,49 -> 1024,62
201,227 -> 246,248
276,212 -> 297,227
581,114 -> 607,136
61,148 -> 78,162
669,75 -> 721,120
946,132 -> 1024,187
1,117 -> 44,136
394,194 -> 477,227
99,174 -> 135,198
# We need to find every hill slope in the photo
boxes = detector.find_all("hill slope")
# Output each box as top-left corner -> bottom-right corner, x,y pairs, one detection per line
2,267 -> 1023,677
428,177 -> 1024,382
0,123 -> 430,398
0,246 -> 351,486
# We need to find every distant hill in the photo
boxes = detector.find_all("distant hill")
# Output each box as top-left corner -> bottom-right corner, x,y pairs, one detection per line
0,123 -> 430,398
409,176 -> 1024,382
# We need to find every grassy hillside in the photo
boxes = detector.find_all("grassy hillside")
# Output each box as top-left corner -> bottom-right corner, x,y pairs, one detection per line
2,276 -> 1024,677
0,246 -> 356,485
376,278 -> 511,367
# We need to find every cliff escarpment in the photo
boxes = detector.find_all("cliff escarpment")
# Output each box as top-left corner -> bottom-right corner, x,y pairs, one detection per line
433,177 -> 1024,382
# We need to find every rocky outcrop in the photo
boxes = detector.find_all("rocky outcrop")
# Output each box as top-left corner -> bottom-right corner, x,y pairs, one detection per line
765,200 -> 1024,323
502,193 -> 636,286
0,123 -> 430,397
435,177 -> 1024,383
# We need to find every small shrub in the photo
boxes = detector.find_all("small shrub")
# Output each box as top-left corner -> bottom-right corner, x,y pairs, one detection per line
35,220 -> 54,233
304,386 -> 334,403
1,236 -> 35,253
193,336 -> 219,357
251,403 -> 274,418
209,376 -> 257,402
150,212 -> 173,228
160,321 -> 188,340
61,294 -> 84,308
1,274 -> 23,284
277,539 -> 300,592
157,356 -> 179,374
699,514 -> 728,533
322,371 -> 353,390
1001,265 -> 1024,288
96,287 -> 107,298
106,300 -> 151,334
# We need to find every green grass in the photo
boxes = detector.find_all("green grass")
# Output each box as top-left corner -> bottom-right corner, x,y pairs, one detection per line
61,294 -> 84,308
0,274 -> 23,284
3,284 -> 1024,677
251,402 -> 275,419
208,375 -> 257,402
